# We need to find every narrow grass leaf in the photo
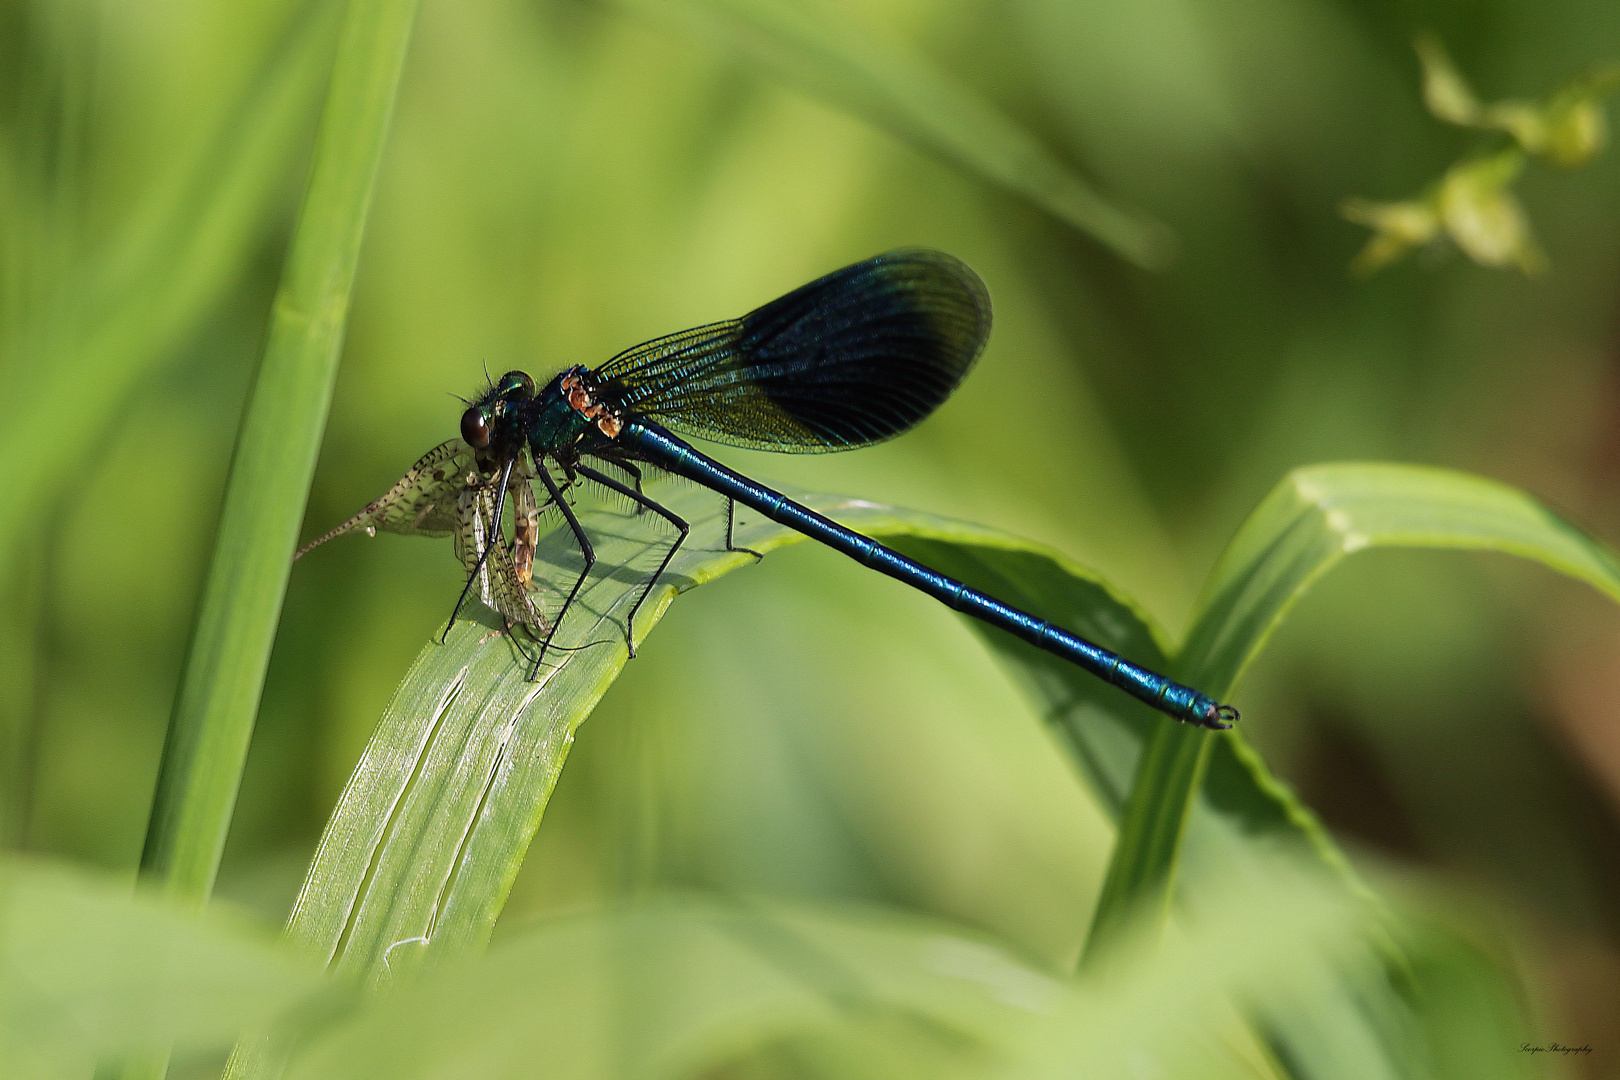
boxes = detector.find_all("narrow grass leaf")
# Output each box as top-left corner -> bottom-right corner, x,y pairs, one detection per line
1172,463 -> 1620,916
885,465 -> 1615,1080
1098,463 -> 1619,1078
620,0 -> 1174,267
141,0 -> 420,906
270,486 -> 1079,988
229,484 -> 1091,1077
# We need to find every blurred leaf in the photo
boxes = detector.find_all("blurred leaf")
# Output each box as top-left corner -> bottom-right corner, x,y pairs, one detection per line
1539,69 -> 1620,166
141,0 -> 421,910
1393,916 -> 1545,1080
282,895 -> 1051,1080
1012,860 -> 1368,1080
1341,197 -> 1441,276
1421,33 -> 1620,167
0,856 -> 323,1079
1436,150 -> 1543,274
618,0 -> 1175,268
1415,33 -> 1480,126
1342,151 -> 1546,276
1415,34 -> 1558,154
282,862 -> 1362,1080
0,1 -> 337,576
1477,102 -> 1547,154
1541,96 -> 1606,167
1349,38 -> 1618,274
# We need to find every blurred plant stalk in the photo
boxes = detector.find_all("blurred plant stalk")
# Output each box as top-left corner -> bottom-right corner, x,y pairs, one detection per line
140,0 -> 419,902
114,5 -> 418,1080
1343,34 -> 1620,274
0,2 -> 339,850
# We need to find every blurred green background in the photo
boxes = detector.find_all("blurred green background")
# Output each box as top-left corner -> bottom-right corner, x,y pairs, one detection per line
3,0 -> 1619,1068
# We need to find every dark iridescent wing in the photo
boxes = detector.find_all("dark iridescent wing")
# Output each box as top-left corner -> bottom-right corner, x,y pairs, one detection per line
591,249 -> 990,453
294,440 -> 479,557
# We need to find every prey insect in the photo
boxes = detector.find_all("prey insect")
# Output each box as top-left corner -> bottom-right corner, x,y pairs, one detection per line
294,438 -> 546,644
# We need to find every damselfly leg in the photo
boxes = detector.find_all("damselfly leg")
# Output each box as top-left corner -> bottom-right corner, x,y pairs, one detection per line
572,462 -> 689,659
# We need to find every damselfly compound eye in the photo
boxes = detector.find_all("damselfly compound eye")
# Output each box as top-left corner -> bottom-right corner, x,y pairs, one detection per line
461,406 -> 491,449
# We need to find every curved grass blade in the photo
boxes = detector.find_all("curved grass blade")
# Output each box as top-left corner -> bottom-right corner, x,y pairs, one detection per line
141,0 -> 421,908
879,466 -> 1620,1080
267,486 -> 1079,988
1183,462 -> 1620,692
1109,463 -> 1620,945
992,463 -> 1619,1080
229,484 -> 1081,1078
620,0 -> 1174,268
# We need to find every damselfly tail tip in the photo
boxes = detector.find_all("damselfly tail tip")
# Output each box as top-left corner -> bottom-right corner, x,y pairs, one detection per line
1203,703 -> 1240,730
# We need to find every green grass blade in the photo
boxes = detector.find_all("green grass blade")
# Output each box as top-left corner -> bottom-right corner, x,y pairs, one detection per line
141,0 -> 420,905
225,485 -> 1181,1077
1182,462 -> 1620,694
1088,463 -> 1620,1077
621,0 -> 1174,267
1172,463 -> 1620,925
1080,723 -> 1208,961
282,488 -> 1083,981
0,2 -> 337,577
880,465 -> 1619,1077
0,855 -> 324,1077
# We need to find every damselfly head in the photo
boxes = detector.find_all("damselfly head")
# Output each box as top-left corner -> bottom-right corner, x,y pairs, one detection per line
461,370 -> 539,451
495,371 -> 537,400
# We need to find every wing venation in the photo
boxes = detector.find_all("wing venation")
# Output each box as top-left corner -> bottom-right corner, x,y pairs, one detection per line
592,249 -> 991,452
